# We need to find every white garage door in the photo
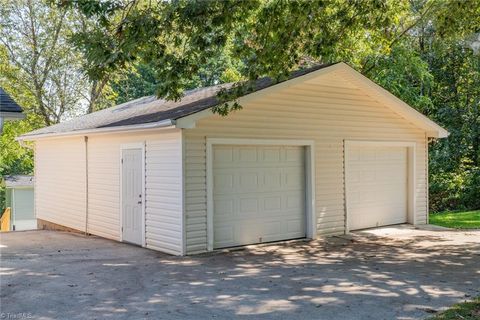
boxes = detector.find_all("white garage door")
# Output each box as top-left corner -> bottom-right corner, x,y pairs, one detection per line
213,145 -> 306,249
346,145 -> 408,230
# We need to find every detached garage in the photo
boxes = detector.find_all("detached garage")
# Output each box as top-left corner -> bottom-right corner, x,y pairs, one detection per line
18,62 -> 448,255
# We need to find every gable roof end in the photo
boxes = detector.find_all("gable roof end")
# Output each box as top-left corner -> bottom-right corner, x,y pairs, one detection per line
176,62 -> 448,138
333,63 -> 449,138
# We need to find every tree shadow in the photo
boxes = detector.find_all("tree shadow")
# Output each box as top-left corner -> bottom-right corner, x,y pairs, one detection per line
1,229 -> 479,319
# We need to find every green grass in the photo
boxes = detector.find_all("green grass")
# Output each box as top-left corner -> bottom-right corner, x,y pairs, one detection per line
428,297 -> 480,320
429,210 -> 480,229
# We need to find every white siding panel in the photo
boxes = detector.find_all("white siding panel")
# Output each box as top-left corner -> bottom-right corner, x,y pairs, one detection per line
145,131 -> 184,255
184,71 -> 428,254
35,137 -> 87,231
34,129 -> 184,255
86,130 -> 183,254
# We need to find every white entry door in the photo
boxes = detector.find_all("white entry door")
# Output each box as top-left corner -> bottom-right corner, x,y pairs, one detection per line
213,145 -> 306,249
121,148 -> 144,245
346,145 -> 408,230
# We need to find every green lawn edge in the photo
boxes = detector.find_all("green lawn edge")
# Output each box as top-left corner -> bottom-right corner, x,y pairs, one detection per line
429,210 -> 480,229
427,297 -> 480,320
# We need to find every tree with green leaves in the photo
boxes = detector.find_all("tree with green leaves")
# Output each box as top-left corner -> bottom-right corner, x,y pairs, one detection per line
1,0 -> 479,213
0,0 -> 115,208
0,0 -> 115,125
66,0 -> 479,105
65,0 -> 410,109
363,1 -> 480,212
66,0 -> 480,213
0,45 -> 43,209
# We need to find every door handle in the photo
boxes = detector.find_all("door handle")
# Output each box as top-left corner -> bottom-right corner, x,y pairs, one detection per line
138,201 -> 142,204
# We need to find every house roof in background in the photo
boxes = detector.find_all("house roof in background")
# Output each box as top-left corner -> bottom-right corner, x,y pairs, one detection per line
4,175 -> 34,188
0,88 -> 23,113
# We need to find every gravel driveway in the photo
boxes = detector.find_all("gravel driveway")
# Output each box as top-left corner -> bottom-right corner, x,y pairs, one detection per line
1,225 -> 479,320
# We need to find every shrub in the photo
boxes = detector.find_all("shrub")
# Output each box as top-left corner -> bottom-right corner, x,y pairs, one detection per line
430,167 -> 480,213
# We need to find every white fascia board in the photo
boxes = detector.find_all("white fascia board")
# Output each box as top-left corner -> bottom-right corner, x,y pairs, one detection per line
17,119 -> 175,141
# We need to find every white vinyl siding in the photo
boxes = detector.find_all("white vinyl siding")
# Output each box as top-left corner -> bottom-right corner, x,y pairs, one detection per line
184,70 -> 428,254
34,129 -> 184,255
35,137 -> 87,231
145,132 -> 184,255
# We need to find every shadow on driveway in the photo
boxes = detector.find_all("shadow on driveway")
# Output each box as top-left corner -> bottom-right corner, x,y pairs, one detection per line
1,227 -> 479,320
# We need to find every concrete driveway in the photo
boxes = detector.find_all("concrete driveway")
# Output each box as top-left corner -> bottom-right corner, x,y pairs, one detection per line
1,226 -> 479,320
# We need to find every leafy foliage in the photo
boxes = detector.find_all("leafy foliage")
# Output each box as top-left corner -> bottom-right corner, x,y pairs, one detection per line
0,45 -> 44,209
1,0 -> 479,213
0,0 -> 116,124
362,1 -> 480,212
66,0 -> 411,110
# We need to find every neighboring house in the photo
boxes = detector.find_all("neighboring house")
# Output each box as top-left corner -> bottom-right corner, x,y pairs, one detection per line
18,63 -> 448,255
0,87 -> 24,133
4,175 -> 36,231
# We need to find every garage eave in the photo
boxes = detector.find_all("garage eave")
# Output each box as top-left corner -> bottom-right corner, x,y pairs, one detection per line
17,119 -> 176,141
426,129 -> 449,139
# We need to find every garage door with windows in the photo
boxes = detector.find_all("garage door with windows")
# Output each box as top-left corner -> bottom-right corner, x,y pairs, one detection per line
346,144 -> 409,231
212,145 -> 306,249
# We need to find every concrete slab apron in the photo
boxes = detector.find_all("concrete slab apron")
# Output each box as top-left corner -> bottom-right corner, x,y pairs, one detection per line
0,228 -> 479,320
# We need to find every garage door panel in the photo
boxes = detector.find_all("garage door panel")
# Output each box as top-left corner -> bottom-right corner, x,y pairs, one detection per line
215,225 -> 235,243
215,194 -> 304,221
213,147 -> 234,163
263,147 -> 281,161
214,171 -> 303,194
213,173 -> 233,189
213,145 -> 306,248
264,196 -> 281,211
347,145 -> 408,231
239,173 -> 259,189
287,218 -> 305,233
263,221 -> 282,236
349,205 -> 407,230
238,147 -> 258,162
264,171 -> 281,188
286,193 -> 303,209
214,199 -> 234,218
285,147 -> 304,162
239,198 -> 259,215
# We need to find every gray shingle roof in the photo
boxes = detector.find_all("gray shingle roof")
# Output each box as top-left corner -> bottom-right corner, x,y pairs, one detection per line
4,175 -> 34,188
22,63 -> 335,138
23,84 -> 231,137
0,88 -> 23,113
